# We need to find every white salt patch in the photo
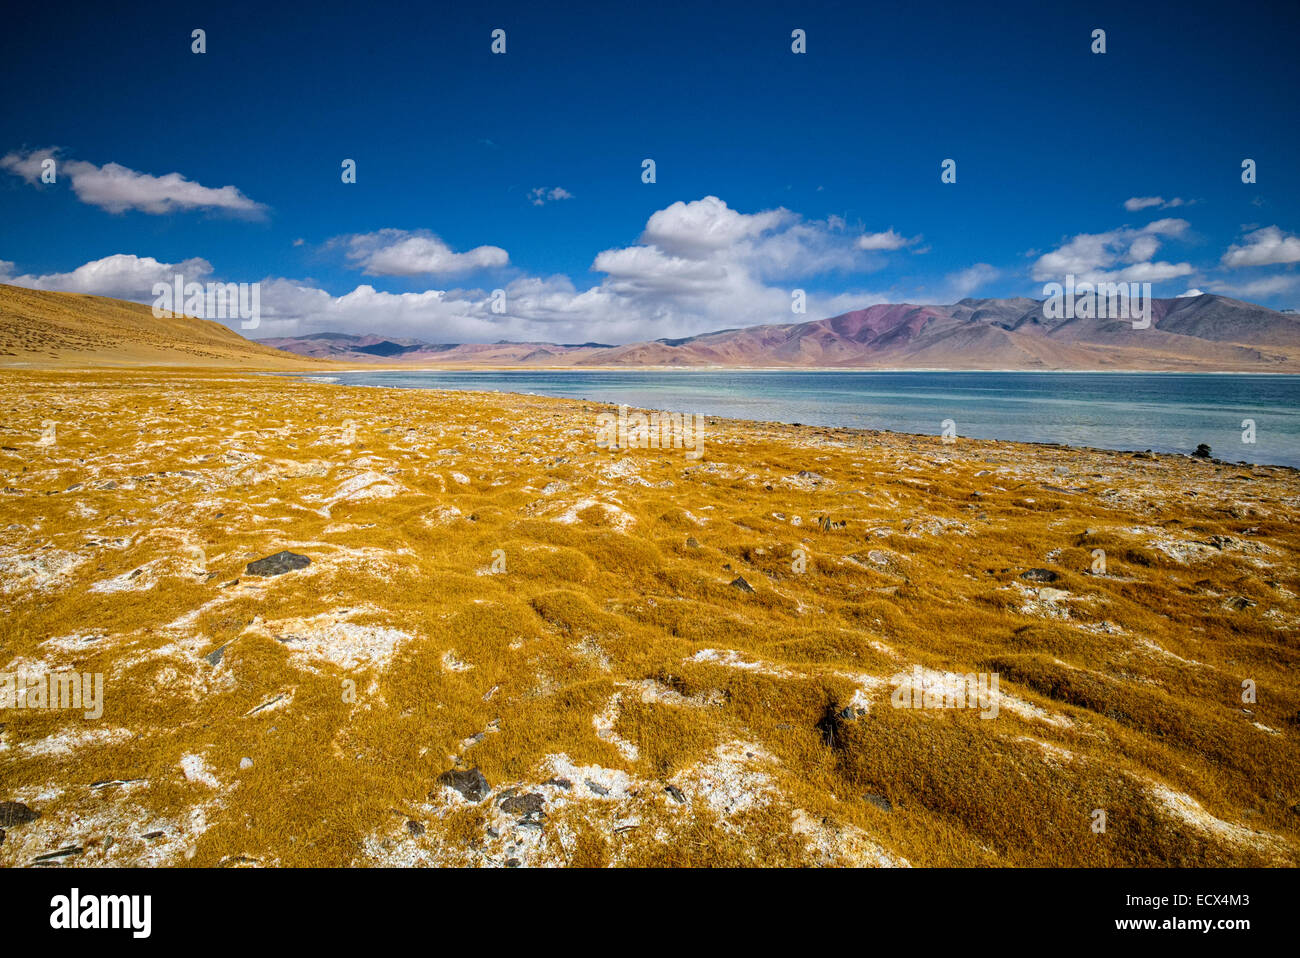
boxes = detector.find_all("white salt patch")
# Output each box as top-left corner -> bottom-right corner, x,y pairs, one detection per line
180,753 -> 220,788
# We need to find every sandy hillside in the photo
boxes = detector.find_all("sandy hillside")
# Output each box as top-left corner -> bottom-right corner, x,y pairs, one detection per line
0,284 -> 329,369
0,369 -> 1297,867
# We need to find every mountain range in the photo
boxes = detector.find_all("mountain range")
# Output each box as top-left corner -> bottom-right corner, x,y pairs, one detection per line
4,283 -> 1300,372
259,294 -> 1300,371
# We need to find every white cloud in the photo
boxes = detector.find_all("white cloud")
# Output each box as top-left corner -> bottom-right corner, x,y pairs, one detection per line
529,186 -> 573,206
944,264 -> 1000,299
1031,219 -> 1193,285
0,198 -> 934,343
1210,275 -> 1300,299
1123,196 -> 1186,212
1176,288 -> 1205,297
0,148 -> 266,216
855,228 -> 921,252
0,253 -> 213,299
1220,226 -> 1300,268
640,196 -> 792,257
343,229 -> 509,277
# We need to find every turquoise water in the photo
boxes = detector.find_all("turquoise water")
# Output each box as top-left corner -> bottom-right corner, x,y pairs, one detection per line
302,370 -> 1300,468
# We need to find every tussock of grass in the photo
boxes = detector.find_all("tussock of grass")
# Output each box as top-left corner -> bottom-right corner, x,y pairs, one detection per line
0,369 -> 1297,867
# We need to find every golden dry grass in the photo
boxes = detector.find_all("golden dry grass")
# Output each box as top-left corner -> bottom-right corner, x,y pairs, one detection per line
0,369 -> 1297,867
0,284 -> 330,369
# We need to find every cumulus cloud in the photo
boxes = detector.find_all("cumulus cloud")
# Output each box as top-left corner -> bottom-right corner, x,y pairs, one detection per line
0,253 -> 213,299
639,196 -> 792,257
529,186 -> 573,206
1220,226 -> 1300,268
1031,219 -> 1193,284
0,197 -> 944,343
343,229 -> 509,277
0,148 -> 266,216
1123,196 -> 1186,212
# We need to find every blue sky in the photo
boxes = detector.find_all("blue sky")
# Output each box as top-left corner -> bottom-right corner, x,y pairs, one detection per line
1,0 -> 1297,343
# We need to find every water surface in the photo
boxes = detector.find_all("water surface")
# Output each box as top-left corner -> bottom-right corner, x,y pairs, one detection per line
300,370 -> 1300,468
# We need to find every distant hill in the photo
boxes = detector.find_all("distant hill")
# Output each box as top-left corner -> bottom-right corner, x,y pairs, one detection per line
262,293 -> 1300,371
0,284 -> 331,369
256,331 -> 608,365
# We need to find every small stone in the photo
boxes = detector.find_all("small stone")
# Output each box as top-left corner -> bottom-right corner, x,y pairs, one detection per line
246,551 -> 311,577
239,757 -> 253,770
435,768 -> 490,803
730,576 -> 755,593
1193,443 -> 1212,459
544,777 -> 572,790
1021,568 -> 1059,583
863,794 -> 893,812
406,820 -> 425,836
205,644 -> 227,666
665,784 -> 686,804
585,779 -> 609,796
0,801 -> 39,827
685,537 -> 701,549
499,792 -> 544,817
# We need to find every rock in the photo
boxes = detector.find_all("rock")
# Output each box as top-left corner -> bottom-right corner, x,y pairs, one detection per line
544,777 -> 572,790
817,515 -> 846,532
1223,595 -> 1256,612
0,801 -> 39,827
33,846 -> 83,862
584,779 -> 609,796
246,551 -> 311,577
730,576 -> 755,593
863,793 -> 893,812
1021,568 -> 1059,583
435,768 -> 490,803
1193,443 -> 1212,459
665,784 -> 686,804
406,820 -> 425,836
685,537 -> 701,549
205,644 -> 227,666
239,757 -> 254,770
500,792 -> 544,817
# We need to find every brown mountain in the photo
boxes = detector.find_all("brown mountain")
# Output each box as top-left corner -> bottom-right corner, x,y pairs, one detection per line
264,293 -> 1300,371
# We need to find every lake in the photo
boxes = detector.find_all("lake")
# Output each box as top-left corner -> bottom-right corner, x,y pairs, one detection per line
297,369 -> 1300,468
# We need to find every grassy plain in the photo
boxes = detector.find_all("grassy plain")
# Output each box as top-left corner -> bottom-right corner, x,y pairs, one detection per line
1,369 -> 1297,867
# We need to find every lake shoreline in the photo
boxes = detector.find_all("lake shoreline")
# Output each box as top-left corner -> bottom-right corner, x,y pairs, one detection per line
271,369 -> 1300,467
